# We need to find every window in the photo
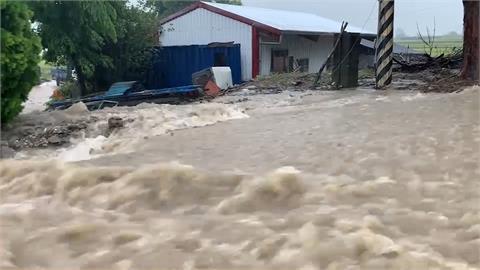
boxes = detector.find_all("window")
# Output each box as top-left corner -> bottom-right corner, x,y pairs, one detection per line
271,50 -> 289,73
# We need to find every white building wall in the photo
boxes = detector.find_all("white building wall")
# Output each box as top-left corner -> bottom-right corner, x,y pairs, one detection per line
161,8 -> 252,81
260,34 -> 335,76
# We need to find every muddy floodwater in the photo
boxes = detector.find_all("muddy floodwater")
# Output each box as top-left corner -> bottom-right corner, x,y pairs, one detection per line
1,86 -> 479,270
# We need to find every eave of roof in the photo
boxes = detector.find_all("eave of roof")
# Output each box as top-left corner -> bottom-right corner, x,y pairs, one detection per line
160,1 -> 282,35
160,1 -> 375,37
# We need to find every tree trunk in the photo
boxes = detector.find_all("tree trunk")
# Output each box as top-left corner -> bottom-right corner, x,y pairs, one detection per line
66,61 -> 73,81
71,56 -> 88,96
461,0 -> 479,80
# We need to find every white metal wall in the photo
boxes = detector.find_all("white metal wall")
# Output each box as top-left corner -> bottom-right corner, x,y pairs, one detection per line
260,34 -> 335,76
161,8 -> 252,81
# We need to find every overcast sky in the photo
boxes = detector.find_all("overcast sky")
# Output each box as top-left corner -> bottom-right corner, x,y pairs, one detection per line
242,0 -> 463,36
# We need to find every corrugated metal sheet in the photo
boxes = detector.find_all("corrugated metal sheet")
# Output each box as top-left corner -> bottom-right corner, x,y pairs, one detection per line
260,34 -> 335,75
147,44 -> 242,89
203,2 -> 374,34
105,81 -> 137,97
161,8 -> 252,81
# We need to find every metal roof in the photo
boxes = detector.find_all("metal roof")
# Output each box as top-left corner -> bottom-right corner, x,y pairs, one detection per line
105,81 -> 138,97
202,2 -> 375,35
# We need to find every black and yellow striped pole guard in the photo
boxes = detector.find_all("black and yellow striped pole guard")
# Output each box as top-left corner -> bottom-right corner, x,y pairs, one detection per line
375,0 -> 394,89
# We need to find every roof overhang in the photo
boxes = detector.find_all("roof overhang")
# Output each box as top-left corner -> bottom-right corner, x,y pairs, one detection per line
281,30 -> 376,37
160,1 -> 282,35
160,1 -> 377,38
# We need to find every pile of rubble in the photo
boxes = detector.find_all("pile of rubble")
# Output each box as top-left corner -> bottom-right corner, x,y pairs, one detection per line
1,114 -> 126,159
1,117 -> 95,159
6,121 -> 89,149
222,68 -> 427,95
223,72 -> 338,95
222,65 -> 475,95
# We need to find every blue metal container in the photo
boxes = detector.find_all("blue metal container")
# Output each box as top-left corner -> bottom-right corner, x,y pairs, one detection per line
147,44 -> 242,89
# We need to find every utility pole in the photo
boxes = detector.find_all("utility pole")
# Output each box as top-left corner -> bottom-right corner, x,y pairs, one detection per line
375,0 -> 394,89
461,0 -> 479,81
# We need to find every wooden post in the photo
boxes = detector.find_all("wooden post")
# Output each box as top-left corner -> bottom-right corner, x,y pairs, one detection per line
332,32 -> 360,89
313,22 -> 348,86
461,0 -> 479,81
375,0 -> 394,89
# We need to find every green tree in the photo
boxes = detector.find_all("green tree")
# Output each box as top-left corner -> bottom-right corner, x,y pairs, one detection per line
145,0 -> 242,19
1,1 -> 41,123
93,5 -> 159,90
31,1 -> 120,95
32,1 -> 160,95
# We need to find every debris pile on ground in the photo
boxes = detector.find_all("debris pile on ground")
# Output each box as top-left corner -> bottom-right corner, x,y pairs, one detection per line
231,73 -> 316,93
223,68 -> 433,95
1,113 -> 129,153
392,64 -> 476,93
4,120 -> 92,150
420,69 -> 476,93
223,72 -> 343,96
393,51 -> 463,73
223,65 -> 476,95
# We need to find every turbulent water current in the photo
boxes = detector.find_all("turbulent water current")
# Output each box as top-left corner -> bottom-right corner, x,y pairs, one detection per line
1,86 -> 479,270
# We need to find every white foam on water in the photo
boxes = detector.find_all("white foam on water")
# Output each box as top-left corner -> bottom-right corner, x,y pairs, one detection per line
401,92 -> 426,101
20,102 -> 248,162
57,136 -> 108,162
0,159 -> 478,269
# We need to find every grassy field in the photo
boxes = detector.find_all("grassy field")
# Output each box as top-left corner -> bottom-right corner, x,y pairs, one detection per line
396,36 -> 463,56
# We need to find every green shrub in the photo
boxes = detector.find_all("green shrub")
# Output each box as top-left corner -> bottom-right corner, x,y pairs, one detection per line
58,80 -> 80,99
1,1 -> 41,123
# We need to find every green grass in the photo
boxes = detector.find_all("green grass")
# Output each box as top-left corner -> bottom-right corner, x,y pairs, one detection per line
39,60 -> 53,82
396,37 -> 463,56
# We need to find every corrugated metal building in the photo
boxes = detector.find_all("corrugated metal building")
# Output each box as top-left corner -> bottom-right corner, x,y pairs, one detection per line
147,44 -> 242,89
160,1 -> 375,81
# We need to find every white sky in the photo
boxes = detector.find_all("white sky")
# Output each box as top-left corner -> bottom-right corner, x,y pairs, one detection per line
242,0 -> 464,36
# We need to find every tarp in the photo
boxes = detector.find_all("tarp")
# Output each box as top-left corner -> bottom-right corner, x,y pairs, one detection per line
147,44 -> 242,89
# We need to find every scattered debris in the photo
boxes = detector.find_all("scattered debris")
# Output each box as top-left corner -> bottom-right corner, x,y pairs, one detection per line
221,61 -> 475,95
2,116 -> 97,150
223,72 -> 332,95
393,51 -> 463,73
5,122 -> 87,149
